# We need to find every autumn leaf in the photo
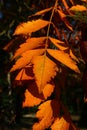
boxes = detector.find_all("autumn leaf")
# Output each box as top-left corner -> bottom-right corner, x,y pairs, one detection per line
14,37 -> 47,58
81,0 -> 87,2
49,37 -> 68,51
32,100 -> 60,130
47,49 -> 80,73
23,88 -> 42,107
14,19 -> 50,35
57,10 -> 73,31
51,117 -> 70,130
11,49 -> 45,72
61,0 -> 69,10
69,5 -> 87,12
23,83 -> 55,107
15,66 -> 34,81
32,55 -> 58,93
69,0 -> 74,5
29,7 -> 53,17
70,49 -> 79,62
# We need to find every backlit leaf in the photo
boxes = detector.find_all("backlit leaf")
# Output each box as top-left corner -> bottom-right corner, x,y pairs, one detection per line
51,117 -> 70,130
11,49 -> 45,72
47,49 -> 80,73
32,55 -> 58,93
57,10 -> 73,31
15,66 -> 34,81
49,37 -> 68,50
61,0 -> 69,10
29,7 -> 53,17
32,100 -> 60,130
23,83 -> 55,107
69,5 -> 87,12
14,37 -> 46,58
23,89 -> 42,107
70,49 -> 79,62
14,19 -> 50,35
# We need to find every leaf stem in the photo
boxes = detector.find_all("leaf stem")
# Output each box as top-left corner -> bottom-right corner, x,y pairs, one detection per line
45,0 -> 58,51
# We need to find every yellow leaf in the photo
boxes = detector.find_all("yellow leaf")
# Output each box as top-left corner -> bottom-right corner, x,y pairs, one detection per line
23,83 -> 55,107
47,49 -> 80,73
49,37 -> 68,51
11,49 -> 45,72
69,5 -> 87,12
57,10 -> 73,31
14,37 -> 47,58
14,19 -> 50,35
51,117 -> 70,130
32,55 -> 58,93
32,100 -> 60,130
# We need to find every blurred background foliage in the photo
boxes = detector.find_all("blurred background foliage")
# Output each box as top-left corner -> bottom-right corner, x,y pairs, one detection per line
0,0 -> 86,128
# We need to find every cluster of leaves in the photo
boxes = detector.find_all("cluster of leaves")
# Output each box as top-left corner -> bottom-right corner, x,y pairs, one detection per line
6,0 -> 87,129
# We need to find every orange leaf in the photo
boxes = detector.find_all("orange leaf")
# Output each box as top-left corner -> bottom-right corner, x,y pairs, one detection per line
61,0 -> 69,10
23,89 -> 42,107
15,66 -> 34,81
70,49 -> 79,62
32,100 -> 60,130
43,83 -> 55,99
23,83 -> 55,107
81,0 -> 87,2
14,19 -> 50,35
57,10 -> 73,31
14,37 -> 47,58
69,0 -> 74,5
49,37 -> 68,50
29,7 -> 53,17
32,55 -> 58,93
51,117 -> 70,130
47,49 -> 80,73
69,5 -> 87,12
11,49 -> 45,72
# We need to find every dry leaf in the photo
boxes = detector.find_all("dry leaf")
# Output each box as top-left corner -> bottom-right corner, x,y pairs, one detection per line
51,117 -> 70,130
57,10 -> 73,31
47,49 -> 80,73
32,100 -> 60,130
14,19 -> 50,35
32,55 -> 58,93
11,49 -> 45,72
14,37 -> 46,58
